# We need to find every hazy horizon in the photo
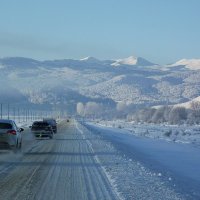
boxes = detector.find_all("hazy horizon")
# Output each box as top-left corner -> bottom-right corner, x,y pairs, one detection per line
0,0 -> 200,64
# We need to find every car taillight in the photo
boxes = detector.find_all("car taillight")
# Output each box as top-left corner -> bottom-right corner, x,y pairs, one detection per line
7,130 -> 17,135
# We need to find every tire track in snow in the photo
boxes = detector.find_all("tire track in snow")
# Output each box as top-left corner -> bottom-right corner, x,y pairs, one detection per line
0,120 -> 120,200
75,120 -> 122,200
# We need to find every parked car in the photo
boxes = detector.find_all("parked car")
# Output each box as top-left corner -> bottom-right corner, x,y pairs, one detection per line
43,118 -> 57,133
30,121 -> 54,139
0,119 -> 24,150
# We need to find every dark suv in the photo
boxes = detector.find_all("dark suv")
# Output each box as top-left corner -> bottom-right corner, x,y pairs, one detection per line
43,118 -> 57,133
30,121 -> 54,139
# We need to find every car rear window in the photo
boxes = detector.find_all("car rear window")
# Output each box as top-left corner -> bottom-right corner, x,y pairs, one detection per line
43,119 -> 56,125
33,122 -> 49,127
0,123 -> 12,129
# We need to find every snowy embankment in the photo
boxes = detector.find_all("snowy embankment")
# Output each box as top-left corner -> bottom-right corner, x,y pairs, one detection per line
80,121 -> 200,199
93,120 -> 200,145
16,121 -> 32,128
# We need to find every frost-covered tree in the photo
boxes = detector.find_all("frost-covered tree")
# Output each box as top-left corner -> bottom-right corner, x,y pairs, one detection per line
84,102 -> 102,117
130,106 -> 187,124
116,101 -> 135,118
145,108 -> 157,122
152,108 -> 165,123
163,106 -> 172,122
187,101 -> 200,124
169,107 -> 187,124
151,106 -> 171,123
128,108 -> 156,123
116,102 -> 127,112
190,101 -> 200,115
76,102 -> 85,116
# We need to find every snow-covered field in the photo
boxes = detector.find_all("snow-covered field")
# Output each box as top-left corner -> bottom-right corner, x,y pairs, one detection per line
92,120 -> 200,145
81,121 -> 200,199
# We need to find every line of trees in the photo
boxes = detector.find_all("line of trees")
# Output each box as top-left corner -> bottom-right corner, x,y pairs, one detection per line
76,100 -> 200,125
77,102 -> 103,118
127,101 -> 200,125
76,101 -> 116,119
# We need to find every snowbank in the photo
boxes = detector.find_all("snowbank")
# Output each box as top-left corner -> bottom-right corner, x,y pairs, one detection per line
93,120 -> 200,146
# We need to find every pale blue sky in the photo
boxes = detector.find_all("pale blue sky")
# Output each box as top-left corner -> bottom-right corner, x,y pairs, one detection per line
0,0 -> 200,64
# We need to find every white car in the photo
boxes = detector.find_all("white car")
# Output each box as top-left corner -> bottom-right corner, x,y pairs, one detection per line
0,119 -> 24,150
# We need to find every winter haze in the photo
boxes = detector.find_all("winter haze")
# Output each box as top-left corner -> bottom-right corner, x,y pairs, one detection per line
0,56 -> 200,116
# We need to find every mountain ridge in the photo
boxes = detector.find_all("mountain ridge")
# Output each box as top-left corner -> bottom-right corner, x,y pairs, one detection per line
0,56 -> 200,114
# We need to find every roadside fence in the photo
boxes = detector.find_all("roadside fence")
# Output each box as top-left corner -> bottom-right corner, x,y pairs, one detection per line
0,103 -> 58,124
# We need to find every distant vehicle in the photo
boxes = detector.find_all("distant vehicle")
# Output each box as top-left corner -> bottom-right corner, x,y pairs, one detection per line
66,119 -> 70,122
43,118 -> 57,133
0,119 -> 24,150
30,121 -> 54,139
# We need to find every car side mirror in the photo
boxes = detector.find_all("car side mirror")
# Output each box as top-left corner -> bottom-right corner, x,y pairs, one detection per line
19,128 -> 24,132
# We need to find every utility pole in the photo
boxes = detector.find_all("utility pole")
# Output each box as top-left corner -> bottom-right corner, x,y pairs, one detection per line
18,108 -> 20,123
0,103 -> 2,119
26,110 -> 27,122
13,107 -> 15,121
31,110 -> 32,121
7,104 -> 10,120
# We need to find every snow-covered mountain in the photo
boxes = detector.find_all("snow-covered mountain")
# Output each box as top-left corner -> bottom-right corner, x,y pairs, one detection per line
0,56 -> 200,113
169,59 -> 200,70
111,56 -> 156,67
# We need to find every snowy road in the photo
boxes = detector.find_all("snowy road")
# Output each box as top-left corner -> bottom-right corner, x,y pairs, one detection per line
0,120 -> 119,200
0,120 -> 199,200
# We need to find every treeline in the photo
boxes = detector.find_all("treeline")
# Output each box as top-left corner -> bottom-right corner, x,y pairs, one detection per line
127,101 -> 200,125
76,102 -> 115,119
76,100 -> 200,125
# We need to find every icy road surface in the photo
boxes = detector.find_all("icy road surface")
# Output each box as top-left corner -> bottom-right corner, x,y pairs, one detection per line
0,120 -> 119,200
0,120 -> 199,200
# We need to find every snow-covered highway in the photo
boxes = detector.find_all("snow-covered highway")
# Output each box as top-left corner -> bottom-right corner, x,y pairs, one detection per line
0,120 -> 199,200
0,120 -> 119,200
